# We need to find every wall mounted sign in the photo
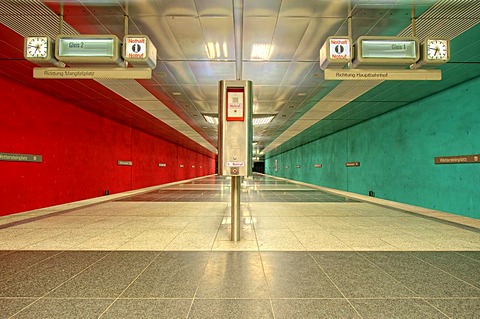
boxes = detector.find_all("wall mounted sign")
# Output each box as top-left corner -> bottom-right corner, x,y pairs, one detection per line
0,152 -> 42,163
226,87 -> 245,121
117,160 -> 132,166
346,162 -> 360,167
314,164 -> 323,168
324,69 -> 441,81
33,67 -> 152,79
434,154 -> 479,164
56,35 -> 122,65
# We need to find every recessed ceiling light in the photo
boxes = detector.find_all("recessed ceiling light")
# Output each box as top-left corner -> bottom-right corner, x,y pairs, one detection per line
251,43 -> 273,60
203,114 -> 219,124
202,114 -> 275,125
253,115 -> 275,125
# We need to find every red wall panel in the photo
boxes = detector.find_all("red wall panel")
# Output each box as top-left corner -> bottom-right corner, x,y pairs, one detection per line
0,75 -> 215,216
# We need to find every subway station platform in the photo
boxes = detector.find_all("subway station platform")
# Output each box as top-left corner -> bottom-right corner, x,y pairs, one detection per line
1,175 -> 479,318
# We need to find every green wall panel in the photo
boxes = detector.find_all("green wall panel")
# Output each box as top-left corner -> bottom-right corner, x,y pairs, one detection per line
266,76 -> 480,219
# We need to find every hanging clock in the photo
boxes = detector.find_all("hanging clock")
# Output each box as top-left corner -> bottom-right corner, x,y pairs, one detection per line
421,38 -> 450,64
24,35 -> 61,65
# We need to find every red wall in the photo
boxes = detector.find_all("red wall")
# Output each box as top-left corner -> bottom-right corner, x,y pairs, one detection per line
0,75 -> 216,216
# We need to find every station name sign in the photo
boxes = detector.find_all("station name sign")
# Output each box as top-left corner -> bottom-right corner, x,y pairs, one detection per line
434,154 -> 479,164
0,152 -> 42,163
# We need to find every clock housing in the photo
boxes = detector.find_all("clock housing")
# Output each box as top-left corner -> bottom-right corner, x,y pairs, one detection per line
421,38 -> 450,64
24,35 -> 61,65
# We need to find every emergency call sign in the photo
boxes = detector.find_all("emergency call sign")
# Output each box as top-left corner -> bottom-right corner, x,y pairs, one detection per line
226,88 -> 244,121
329,38 -> 351,60
122,35 -> 157,69
320,36 -> 353,70
125,37 -> 146,59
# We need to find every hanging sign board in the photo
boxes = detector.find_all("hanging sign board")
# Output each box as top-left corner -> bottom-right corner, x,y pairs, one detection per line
320,36 -> 352,70
226,87 -> 245,121
123,35 -> 157,69
56,35 -> 122,65
33,67 -> 152,79
324,69 -> 441,81
353,36 -> 419,67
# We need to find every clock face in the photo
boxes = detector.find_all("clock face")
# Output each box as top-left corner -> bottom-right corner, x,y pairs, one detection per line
427,39 -> 448,60
26,36 -> 49,58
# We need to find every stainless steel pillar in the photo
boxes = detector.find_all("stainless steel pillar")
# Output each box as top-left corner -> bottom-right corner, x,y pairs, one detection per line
231,176 -> 241,241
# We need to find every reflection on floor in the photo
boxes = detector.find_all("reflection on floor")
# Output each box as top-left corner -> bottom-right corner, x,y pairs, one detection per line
1,175 -> 479,318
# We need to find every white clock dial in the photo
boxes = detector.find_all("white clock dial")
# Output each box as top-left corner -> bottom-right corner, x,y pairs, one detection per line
427,40 -> 448,60
26,36 -> 49,58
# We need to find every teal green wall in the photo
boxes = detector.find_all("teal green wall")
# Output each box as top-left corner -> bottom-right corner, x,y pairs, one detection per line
266,76 -> 480,219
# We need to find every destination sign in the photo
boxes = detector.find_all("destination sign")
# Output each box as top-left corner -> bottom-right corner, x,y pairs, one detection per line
33,67 -> 152,79
56,35 -> 122,64
324,69 -> 441,81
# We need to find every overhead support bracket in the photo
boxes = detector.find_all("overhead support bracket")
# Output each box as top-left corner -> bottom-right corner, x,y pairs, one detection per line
233,0 -> 244,80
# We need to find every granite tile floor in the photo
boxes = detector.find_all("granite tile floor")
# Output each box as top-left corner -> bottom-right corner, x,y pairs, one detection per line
0,175 -> 479,318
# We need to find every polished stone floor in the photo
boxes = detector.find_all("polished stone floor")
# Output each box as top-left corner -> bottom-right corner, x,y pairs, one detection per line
0,175 -> 479,318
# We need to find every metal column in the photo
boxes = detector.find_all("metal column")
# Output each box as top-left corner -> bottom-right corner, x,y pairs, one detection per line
231,176 -> 241,241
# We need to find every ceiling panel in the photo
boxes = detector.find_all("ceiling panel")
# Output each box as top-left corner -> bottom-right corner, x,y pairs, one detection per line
270,18 -> 311,60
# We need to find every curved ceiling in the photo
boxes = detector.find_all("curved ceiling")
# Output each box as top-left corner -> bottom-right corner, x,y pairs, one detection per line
1,0 -> 479,158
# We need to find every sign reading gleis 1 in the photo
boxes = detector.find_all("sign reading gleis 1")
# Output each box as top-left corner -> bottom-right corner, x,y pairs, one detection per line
352,36 -> 419,67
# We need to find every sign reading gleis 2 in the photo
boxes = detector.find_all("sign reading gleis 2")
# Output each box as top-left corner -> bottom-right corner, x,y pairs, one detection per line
56,35 -> 123,65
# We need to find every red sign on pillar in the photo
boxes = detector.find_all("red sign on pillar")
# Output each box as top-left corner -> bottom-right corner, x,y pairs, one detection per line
226,87 -> 245,121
